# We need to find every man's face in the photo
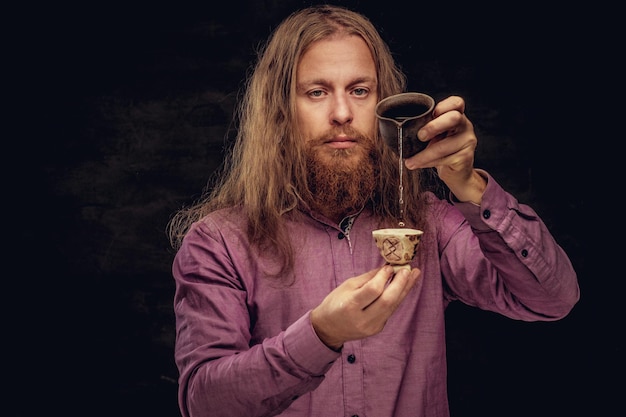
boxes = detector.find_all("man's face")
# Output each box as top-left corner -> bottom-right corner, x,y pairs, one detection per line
295,34 -> 380,221
295,34 -> 378,166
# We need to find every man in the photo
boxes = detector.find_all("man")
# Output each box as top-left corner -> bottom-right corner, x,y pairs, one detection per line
167,5 -> 579,417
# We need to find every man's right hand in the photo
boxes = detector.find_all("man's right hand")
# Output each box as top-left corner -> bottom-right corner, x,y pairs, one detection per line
310,265 -> 421,350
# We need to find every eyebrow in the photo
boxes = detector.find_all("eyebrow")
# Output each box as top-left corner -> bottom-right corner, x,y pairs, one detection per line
296,76 -> 377,93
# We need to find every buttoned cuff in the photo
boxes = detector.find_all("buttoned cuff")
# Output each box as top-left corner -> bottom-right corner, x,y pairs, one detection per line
283,311 -> 340,376
451,169 -> 514,232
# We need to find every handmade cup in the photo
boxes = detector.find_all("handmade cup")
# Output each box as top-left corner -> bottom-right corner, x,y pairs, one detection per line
375,92 -> 435,158
372,228 -> 424,271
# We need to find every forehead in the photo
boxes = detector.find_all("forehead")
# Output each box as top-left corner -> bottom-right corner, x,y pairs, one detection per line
297,34 -> 376,83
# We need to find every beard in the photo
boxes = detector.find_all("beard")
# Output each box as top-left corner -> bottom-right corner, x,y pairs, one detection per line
304,126 -> 380,221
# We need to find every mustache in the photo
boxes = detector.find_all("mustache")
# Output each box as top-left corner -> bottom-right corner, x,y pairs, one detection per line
308,126 -> 373,146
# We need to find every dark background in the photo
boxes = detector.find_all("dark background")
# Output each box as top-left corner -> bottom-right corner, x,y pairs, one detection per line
10,1 -> 619,416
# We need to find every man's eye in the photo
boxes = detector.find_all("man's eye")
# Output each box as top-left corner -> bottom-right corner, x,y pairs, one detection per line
309,90 -> 324,97
353,88 -> 368,96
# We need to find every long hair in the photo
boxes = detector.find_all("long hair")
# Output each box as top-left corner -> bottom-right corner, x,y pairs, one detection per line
167,5 -> 434,275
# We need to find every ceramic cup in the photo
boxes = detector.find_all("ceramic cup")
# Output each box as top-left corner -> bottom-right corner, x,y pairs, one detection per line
375,92 -> 435,158
372,228 -> 424,271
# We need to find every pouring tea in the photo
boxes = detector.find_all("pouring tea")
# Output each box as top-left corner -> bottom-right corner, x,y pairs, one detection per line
375,92 -> 435,158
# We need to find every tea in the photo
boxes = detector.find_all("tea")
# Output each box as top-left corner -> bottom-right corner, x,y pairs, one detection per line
382,103 -> 430,120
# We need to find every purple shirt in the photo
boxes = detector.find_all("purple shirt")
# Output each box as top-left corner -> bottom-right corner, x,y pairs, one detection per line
172,171 -> 579,417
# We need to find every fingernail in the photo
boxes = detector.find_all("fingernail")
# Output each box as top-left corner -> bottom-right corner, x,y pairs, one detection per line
395,268 -> 408,278
417,129 -> 426,141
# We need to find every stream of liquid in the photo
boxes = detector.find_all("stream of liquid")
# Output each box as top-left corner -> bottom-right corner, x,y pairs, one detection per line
397,125 -> 405,227
382,102 -> 431,228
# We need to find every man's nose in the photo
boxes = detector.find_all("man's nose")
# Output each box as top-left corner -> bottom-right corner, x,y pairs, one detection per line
330,94 -> 353,125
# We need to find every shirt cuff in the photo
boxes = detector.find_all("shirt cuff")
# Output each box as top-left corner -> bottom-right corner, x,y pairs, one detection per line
283,311 -> 341,376
451,169 -> 508,232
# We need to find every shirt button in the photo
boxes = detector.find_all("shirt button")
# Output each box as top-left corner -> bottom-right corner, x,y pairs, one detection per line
482,209 -> 491,219
347,354 -> 356,363
338,232 -> 345,239
521,249 -> 528,257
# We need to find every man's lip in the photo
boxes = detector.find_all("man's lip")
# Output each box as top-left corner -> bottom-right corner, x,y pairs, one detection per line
325,137 -> 357,149
324,136 -> 356,144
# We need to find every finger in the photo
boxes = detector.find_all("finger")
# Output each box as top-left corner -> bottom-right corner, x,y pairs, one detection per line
431,136 -> 476,169
363,267 -> 420,313
352,265 -> 395,307
344,267 -> 380,289
432,95 -> 465,118
407,115 -> 473,171
417,109 -> 465,142
383,267 -> 420,302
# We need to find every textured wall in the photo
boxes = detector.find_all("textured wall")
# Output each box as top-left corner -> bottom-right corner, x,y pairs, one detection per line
13,1 -> 610,416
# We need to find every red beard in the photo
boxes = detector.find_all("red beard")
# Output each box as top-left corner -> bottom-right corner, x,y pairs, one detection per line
304,126 -> 380,221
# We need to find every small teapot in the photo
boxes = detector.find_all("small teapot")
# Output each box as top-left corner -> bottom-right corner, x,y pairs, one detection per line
375,92 -> 435,158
